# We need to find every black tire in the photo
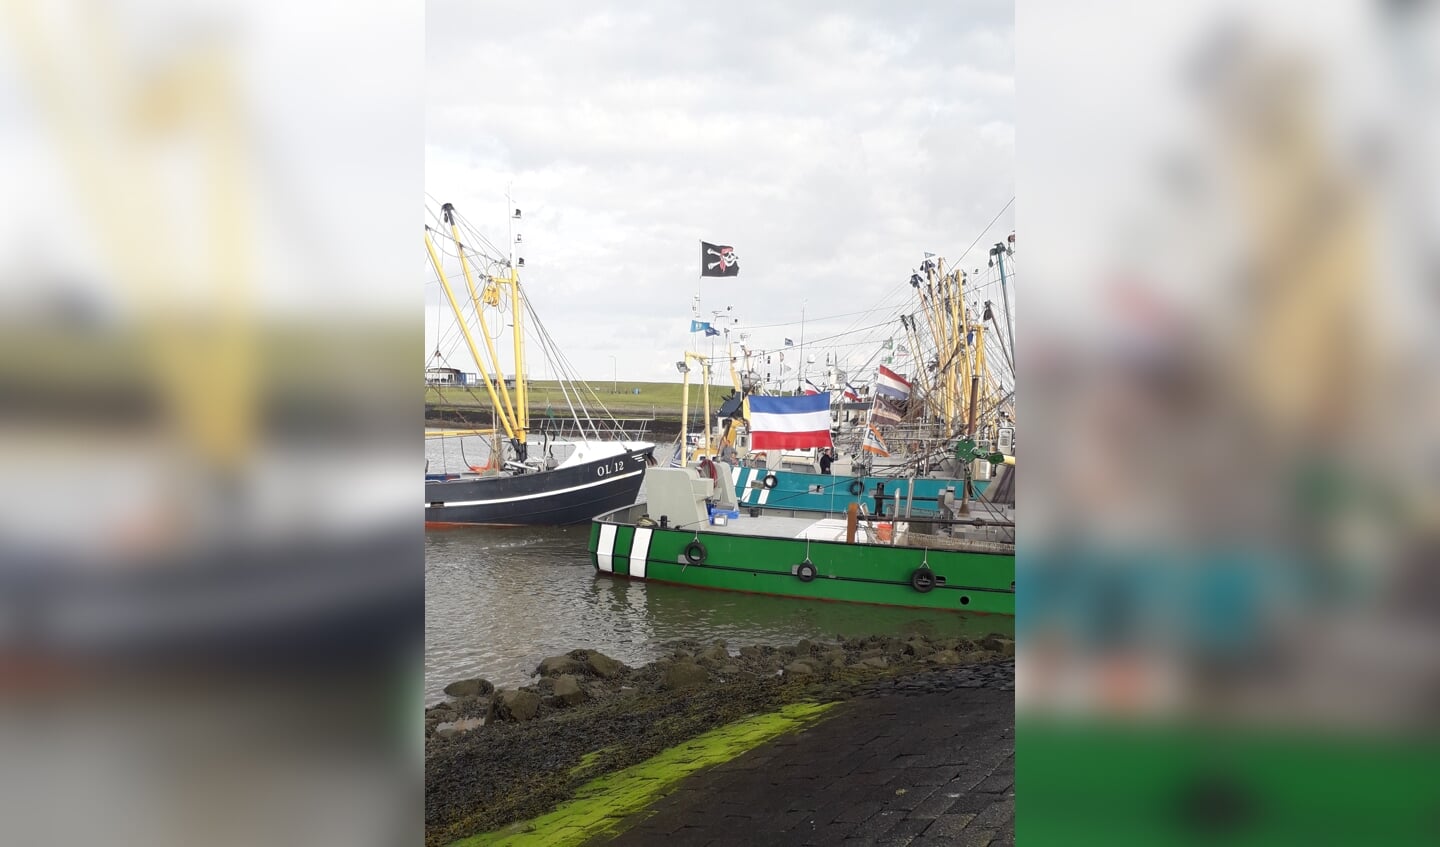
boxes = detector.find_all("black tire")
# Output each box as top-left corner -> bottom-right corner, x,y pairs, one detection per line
683,540 -> 707,564
848,479 -> 864,496
762,473 -> 778,490
910,568 -> 936,593
796,561 -> 817,582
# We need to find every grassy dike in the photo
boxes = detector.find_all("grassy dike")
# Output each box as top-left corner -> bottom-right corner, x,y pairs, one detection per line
425,381 -> 733,434
425,633 -> 1015,847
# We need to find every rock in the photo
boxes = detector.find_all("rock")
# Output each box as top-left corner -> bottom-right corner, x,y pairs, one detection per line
821,649 -> 848,668
979,634 -> 1014,655
905,640 -> 935,659
739,645 -> 766,661
536,655 -> 583,676
719,664 -> 740,675
928,650 -> 962,665
795,638 -> 814,654
859,647 -> 884,660
696,644 -> 729,666
661,661 -> 709,691
443,678 -> 494,698
488,689 -> 542,722
575,649 -> 628,679
552,674 -> 587,707
784,660 -> 817,677
425,703 -> 457,718
583,681 -> 611,701
434,716 -> 485,739
859,656 -> 890,669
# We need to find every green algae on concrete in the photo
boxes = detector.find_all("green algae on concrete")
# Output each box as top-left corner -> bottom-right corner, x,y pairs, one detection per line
567,746 -> 616,780
450,701 -> 838,847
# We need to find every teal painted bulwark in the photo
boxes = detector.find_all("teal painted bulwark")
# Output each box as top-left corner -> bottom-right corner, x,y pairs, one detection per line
588,515 -> 1014,615
728,466 -> 990,516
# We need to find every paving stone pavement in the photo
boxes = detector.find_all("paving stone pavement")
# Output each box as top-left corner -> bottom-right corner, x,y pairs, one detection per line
591,661 -> 1014,847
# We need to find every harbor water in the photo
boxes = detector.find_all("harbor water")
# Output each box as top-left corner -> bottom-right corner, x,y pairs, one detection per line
424,430 -> 1012,703
425,524 -> 1011,702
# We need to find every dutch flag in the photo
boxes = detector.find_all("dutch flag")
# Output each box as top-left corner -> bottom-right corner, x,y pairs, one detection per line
748,394 -> 833,451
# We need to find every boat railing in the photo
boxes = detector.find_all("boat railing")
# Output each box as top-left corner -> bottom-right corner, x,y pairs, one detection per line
536,416 -> 655,443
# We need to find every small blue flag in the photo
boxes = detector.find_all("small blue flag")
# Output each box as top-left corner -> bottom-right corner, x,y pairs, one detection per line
690,320 -> 713,333
704,326 -> 720,337
784,338 -> 794,346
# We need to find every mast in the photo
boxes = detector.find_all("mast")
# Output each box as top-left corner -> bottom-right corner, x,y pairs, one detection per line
677,351 -> 712,463
423,228 -> 517,439
797,299 -> 807,393
509,204 -> 528,449
948,268 -> 966,437
992,241 -> 1016,372
444,203 -> 520,431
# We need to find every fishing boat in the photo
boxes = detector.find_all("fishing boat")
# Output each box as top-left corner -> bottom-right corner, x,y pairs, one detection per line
423,201 -> 653,527
588,459 -> 1015,613
706,245 -> 1017,516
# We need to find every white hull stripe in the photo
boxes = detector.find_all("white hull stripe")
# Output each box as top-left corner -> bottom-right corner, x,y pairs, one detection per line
730,465 -> 742,486
758,481 -> 771,505
629,526 -> 653,579
596,523 -> 617,573
432,469 -> 642,507
741,469 -> 759,503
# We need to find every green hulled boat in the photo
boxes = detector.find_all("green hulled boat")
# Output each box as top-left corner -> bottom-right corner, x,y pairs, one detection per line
588,461 -> 1015,613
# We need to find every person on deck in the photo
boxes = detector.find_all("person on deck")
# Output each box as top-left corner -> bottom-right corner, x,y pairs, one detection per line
819,447 -> 834,475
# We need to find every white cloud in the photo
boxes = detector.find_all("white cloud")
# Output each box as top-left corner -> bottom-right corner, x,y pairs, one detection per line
426,0 -> 1013,382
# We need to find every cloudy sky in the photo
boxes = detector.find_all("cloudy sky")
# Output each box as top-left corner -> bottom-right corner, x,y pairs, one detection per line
425,0 -> 1013,384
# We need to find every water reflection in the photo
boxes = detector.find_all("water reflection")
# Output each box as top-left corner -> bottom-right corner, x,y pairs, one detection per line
425,525 -> 1010,701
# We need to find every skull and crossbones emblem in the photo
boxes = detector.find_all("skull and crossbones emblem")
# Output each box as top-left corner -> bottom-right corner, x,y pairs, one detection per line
706,246 -> 737,272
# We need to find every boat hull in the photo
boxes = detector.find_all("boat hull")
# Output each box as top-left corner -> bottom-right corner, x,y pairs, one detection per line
587,514 -> 1014,614
728,465 -> 989,515
425,448 -> 653,526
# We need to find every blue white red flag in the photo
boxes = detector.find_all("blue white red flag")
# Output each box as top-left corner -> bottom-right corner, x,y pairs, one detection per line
748,394 -> 833,450
871,365 -> 911,424
874,365 -> 911,401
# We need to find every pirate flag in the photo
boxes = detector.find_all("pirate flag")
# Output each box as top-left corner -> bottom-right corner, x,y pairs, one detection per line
700,241 -> 739,277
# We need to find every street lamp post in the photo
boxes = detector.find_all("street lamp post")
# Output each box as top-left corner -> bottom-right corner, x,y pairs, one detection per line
609,355 -> 616,394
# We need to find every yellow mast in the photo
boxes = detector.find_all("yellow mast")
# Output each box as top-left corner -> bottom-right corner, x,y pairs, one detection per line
444,205 -> 520,431
949,270 -> 967,437
677,351 -> 712,463
508,266 -> 527,442
424,229 -> 517,439
726,338 -> 743,392
504,204 -> 529,441
720,339 -> 744,448
973,310 -> 988,437
918,270 -> 948,421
